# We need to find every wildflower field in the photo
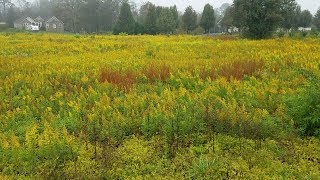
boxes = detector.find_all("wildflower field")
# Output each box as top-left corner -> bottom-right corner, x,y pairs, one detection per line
0,33 -> 320,179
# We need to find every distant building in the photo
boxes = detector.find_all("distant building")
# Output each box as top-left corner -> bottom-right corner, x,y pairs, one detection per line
45,16 -> 64,32
216,19 -> 239,34
298,27 -> 312,31
34,16 -> 45,28
228,27 -> 239,34
14,16 -> 64,32
14,17 -> 38,30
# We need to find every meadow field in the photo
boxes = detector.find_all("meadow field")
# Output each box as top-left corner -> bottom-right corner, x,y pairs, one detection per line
0,33 -> 319,179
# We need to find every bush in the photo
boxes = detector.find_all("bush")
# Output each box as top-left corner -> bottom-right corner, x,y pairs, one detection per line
310,28 -> 319,37
289,30 -> 297,38
192,27 -> 205,35
74,34 -> 81,38
286,70 -> 320,137
300,31 -> 308,38
276,31 -> 286,38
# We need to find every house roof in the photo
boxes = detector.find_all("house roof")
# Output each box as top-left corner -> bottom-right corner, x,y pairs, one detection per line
26,17 -> 36,23
14,16 -> 63,25
14,17 -> 35,24
34,16 -> 44,22
46,16 -> 64,25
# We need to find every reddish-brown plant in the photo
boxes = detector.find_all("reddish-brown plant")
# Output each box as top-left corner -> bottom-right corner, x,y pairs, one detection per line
143,63 -> 171,83
199,64 -> 217,80
100,68 -> 137,90
220,60 -> 264,80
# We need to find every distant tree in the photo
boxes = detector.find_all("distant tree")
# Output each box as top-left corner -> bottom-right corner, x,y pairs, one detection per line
53,0 -> 82,33
6,4 -> 18,27
221,6 -> 234,32
219,3 -> 231,15
155,6 -> 163,19
138,2 -> 153,23
314,8 -> 320,30
157,7 -> 175,34
170,5 -> 179,28
233,0 -> 294,39
144,3 -> 157,34
0,0 -> 13,21
298,10 -> 313,28
232,0 -> 246,32
17,0 -> 32,17
182,6 -> 197,33
134,21 -> 145,34
280,0 -> 298,30
113,2 -> 135,34
84,0 -> 100,32
291,5 -> 302,29
200,4 -> 215,33
38,0 -> 53,17
99,0 -> 121,32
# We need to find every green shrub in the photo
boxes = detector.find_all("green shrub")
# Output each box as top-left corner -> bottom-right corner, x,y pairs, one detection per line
310,28 -> 319,37
289,31 -> 297,38
286,70 -> 320,137
300,31 -> 308,38
276,31 -> 286,38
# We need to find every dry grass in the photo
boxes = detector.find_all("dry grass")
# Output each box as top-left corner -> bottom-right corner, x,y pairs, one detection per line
143,63 -> 171,83
199,65 -> 218,80
220,60 -> 264,80
100,68 -> 137,90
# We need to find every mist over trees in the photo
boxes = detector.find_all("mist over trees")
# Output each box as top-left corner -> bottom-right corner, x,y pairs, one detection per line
1,0 -> 320,39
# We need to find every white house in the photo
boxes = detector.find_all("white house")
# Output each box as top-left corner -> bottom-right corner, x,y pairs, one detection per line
14,16 -> 64,32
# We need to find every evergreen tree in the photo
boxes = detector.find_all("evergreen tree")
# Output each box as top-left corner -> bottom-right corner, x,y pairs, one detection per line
134,21 -> 145,34
138,2 -> 153,23
157,7 -> 175,34
113,2 -> 135,34
182,6 -> 197,33
200,4 -> 215,33
170,5 -> 179,28
144,3 -> 157,34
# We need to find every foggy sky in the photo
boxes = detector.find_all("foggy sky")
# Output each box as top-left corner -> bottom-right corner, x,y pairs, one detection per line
135,0 -> 320,14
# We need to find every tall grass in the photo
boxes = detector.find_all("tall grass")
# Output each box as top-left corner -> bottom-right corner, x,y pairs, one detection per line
100,68 -> 137,90
143,63 -> 171,82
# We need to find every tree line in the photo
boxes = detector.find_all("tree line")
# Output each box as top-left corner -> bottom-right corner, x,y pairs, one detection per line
222,0 -> 320,39
1,0 -> 320,39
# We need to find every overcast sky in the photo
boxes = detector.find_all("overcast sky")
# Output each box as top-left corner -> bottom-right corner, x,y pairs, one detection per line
135,0 -> 320,14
